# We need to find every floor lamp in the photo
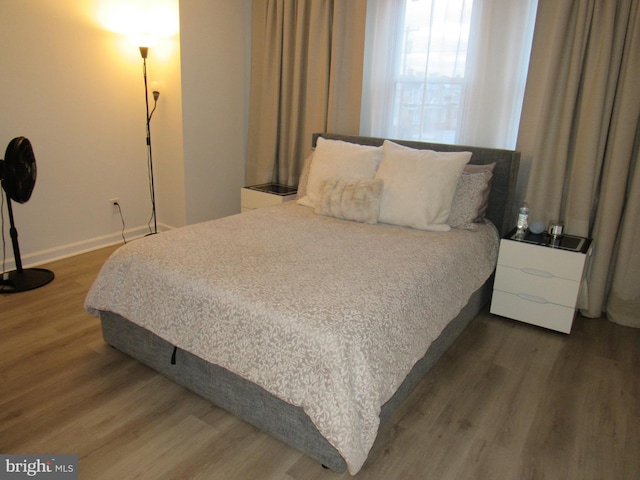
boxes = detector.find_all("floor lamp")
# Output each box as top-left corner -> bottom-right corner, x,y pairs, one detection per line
138,45 -> 160,235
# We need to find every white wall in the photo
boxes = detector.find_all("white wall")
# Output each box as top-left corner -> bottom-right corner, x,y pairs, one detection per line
179,0 -> 251,224
0,0 -> 250,271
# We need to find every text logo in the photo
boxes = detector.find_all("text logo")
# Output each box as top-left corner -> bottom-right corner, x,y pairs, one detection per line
1,455 -> 78,480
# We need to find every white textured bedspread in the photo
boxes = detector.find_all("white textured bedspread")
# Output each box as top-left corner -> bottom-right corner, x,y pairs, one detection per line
85,202 -> 499,474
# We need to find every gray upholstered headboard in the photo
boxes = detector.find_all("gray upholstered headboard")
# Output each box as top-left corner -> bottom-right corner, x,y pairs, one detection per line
312,133 -> 520,237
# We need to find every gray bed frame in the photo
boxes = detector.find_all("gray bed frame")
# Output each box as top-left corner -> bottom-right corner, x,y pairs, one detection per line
98,133 -> 520,472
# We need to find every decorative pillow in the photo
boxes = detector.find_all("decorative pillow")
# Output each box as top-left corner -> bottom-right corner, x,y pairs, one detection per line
297,138 -> 383,208
375,140 -> 471,231
448,171 -> 493,230
296,152 -> 314,199
314,178 -> 384,225
464,163 -> 496,175
463,162 -> 496,221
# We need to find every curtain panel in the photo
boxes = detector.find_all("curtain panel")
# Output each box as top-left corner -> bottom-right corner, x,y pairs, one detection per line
517,0 -> 640,327
246,0 -> 367,187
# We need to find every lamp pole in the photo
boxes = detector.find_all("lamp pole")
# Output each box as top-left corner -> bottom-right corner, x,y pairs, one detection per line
139,46 -> 158,235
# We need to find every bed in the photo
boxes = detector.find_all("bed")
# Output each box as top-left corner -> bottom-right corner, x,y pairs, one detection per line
85,133 -> 520,475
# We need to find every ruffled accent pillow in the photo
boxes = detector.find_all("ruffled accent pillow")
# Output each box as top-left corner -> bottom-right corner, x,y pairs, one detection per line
447,171 -> 493,230
375,140 -> 471,231
462,162 -> 496,222
297,138 -> 383,208
314,178 -> 384,225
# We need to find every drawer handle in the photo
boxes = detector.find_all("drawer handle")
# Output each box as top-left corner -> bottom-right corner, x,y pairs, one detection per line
517,293 -> 549,304
520,267 -> 554,278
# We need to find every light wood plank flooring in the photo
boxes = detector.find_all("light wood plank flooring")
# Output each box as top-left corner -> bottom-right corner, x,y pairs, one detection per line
1,246 -> 639,479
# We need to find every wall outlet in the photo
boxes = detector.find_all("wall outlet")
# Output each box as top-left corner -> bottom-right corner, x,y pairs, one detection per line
110,198 -> 120,214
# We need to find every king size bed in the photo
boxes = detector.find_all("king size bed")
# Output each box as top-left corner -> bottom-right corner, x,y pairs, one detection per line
85,133 -> 520,475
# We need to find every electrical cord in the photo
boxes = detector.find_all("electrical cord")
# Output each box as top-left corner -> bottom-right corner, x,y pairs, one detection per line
146,92 -> 159,235
146,145 -> 155,235
114,202 -> 127,244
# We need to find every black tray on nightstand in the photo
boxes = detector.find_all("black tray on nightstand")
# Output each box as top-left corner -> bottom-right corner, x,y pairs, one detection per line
506,228 -> 591,254
246,183 -> 297,196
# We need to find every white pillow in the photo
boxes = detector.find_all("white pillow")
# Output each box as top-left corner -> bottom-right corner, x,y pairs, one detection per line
375,140 -> 471,231
297,137 -> 383,208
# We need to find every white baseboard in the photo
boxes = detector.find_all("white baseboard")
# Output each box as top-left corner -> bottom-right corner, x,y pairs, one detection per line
1,223 -> 174,272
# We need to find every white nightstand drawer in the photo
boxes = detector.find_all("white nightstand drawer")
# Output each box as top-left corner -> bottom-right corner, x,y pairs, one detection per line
493,264 -> 580,308
497,240 -> 585,281
490,290 -> 576,333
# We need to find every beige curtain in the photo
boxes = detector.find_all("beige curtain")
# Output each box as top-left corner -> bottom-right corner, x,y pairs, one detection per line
246,0 -> 367,186
517,0 -> 640,327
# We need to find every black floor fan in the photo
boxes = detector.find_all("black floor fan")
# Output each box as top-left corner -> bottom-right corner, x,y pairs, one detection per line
0,137 -> 54,293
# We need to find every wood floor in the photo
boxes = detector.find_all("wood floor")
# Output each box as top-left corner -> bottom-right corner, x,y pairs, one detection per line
1,245 -> 639,479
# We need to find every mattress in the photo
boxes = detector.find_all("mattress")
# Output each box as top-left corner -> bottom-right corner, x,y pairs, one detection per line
85,201 -> 500,474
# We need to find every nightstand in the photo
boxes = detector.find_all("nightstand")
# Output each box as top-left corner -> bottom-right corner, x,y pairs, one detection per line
490,229 -> 592,334
240,183 -> 297,212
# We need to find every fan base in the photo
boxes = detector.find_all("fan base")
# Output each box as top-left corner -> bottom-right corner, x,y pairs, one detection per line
0,268 -> 55,294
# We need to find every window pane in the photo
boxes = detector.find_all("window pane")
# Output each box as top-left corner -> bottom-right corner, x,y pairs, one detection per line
393,0 -> 473,142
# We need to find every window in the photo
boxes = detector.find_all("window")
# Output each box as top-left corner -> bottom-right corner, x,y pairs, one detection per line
395,0 -> 472,143
361,0 -> 538,149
